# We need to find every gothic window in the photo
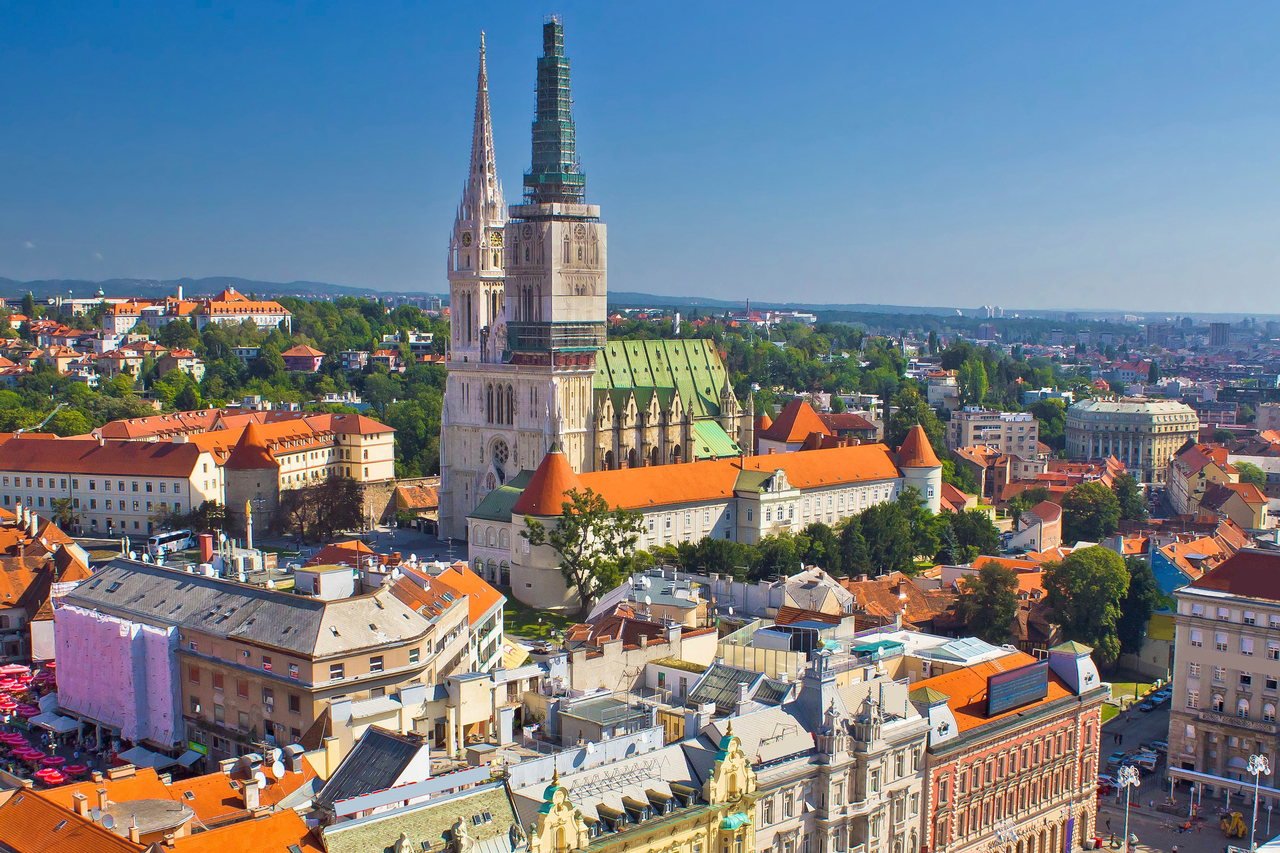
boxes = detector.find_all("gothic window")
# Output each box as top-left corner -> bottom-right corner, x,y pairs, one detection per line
628,448 -> 638,469
591,235 -> 599,265
492,251 -> 499,267
577,245 -> 583,262
524,246 -> 530,263
604,450 -> 615,470
671,444 -> 682,464
506,385 -> 515,425
486,384 -> 494,424
563,235 -> 570,264
495,387 -> 504,424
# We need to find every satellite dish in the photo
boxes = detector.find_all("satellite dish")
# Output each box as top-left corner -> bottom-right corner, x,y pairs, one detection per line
644,595 -> 652,606
254,770 -> 267,789
90,806 -> 102,822
128,551 -> 136,560
270,760 -> 285,779
101,814 -> 115,830
585,742 -> 596,755
269,747 -> 282,762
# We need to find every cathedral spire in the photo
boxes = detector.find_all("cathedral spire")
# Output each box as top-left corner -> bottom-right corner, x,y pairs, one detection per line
462,32 -> 504,226
524,16 -> 586,205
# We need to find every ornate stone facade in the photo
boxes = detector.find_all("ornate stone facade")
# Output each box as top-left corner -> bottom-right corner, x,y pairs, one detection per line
439,22 -> 749,541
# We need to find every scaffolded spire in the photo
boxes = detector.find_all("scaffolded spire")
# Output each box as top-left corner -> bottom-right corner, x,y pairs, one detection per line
460,32 -> 504,226
524,16 -> 586,205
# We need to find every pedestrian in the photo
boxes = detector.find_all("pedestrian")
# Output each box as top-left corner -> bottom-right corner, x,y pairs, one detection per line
1106,820 -> 1112,832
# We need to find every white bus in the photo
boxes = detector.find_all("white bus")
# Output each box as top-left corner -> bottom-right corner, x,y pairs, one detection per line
147,529 -> 193,557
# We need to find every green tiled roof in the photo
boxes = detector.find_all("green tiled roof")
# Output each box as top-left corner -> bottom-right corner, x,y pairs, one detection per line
594,339 -> 730,420
467,470 -> 535,522
322,780 -> 518,853
692,421 -> 742,460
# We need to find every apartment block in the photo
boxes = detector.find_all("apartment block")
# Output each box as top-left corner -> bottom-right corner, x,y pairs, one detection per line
946,408 -> 1039,457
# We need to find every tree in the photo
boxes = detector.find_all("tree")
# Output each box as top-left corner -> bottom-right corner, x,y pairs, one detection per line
799,522 -> 841,574
20,293 -> 35,319
1042,546 -> 1130,663
274,476 -> 363,541
1239,404 -> 1255,424
1236,461 -> 1267,487
858,501 -> 915,575
886,387 -> 946,457
958,561 -> 1020,644
928,330 -> 939,355
1006,486 -> 1051,520
830,396 -> 846,413
947,509 -> 1002,560
1213,429 -> 1235,444
754,533 -> 801,580
49,497 -> 78,530
1112,473 -> 1148,521
957,357 -> 988,406
1116,556 -> 1163,658
935,523 -> 960,565
1028,399 -> 1067,451
838,516 -> 871,576
898,486 -> 938,563
1060,481 -> 1120,543
523,487 -> 644,617
175,383 -> 200,411
1147,361 -> 1161,383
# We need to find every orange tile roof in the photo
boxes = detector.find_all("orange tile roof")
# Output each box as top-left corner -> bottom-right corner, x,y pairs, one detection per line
435,563 -> 504,626
571,443 -> 902,513
760,399 -> 831,443
511,448 -> 583,516
42,767 -> 173,810
912,652 -> 1074,733
897,424 -> 941,468
280,345 -> 325,358
224,421 -> 279,470
0,791 -> 141,853
171,809 -> 322,853
0,436 -> 206,477
303,539 -> 373,567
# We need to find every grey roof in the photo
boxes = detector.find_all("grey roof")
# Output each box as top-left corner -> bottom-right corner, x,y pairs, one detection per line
64,558 -> 432,658
753,678 -> 792,707
323,780 -> 523,853
701,706 -> 815,767
317,726 -> 427,809
687,663 -> 763,714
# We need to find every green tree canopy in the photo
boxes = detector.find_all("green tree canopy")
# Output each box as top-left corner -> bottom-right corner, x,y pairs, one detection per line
1061,481 -> 1121,543
886,386 -> 946,456
958,561 -> 1020,644
1236,461 -> 1267,487
1042,546 -> 1130,663
1111,473 -> 1148,522
1116,556 -> 1164,657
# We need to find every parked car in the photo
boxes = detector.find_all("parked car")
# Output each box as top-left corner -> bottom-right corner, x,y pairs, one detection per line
1130,753 -> 1158,771
1137,699 -> 1157,712
1150,740 -> 1168,753
1107,750 -> 1129,769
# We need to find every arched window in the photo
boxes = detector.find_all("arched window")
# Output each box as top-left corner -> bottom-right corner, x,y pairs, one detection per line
1239,698 -> 1250,718
507,385 -> 515,425
628,448 -> 638,469
591,235 -> 599,265
499,529 -> 509,549
563,235 -> 570,264
1266,704 -> 1276,722
671,444 -> 682,464
486,384 -> 494,424
495,387 -> 504,424
486,558 -> 498,580
487,527 -> 497,548
499,561 -> 510,586
471,526 -> 482,545
604,450 -> 615,470
650,447 -> 659,467
1213,694 -> 1225,712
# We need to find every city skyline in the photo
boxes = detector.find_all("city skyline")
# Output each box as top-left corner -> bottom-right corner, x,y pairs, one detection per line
4,3 -> 1280,311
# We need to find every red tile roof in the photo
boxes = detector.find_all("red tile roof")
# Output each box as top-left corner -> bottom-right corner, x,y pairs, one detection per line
1190,550 -> 1280,600
911,651 -> 1075,733
512,448 -> 583,516
0,436 -> 205,477
897,424 -> 942,468
0,791 -> 141,853
224,421 -> 279,470
760,399 -> 831,443
435,563 -> 504,626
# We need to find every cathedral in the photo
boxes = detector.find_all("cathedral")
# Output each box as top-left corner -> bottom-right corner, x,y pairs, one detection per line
438,19 -> 752,540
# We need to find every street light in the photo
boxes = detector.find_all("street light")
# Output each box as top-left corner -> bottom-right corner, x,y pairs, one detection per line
1249,753 -> 1271,851
1117,765 -> 1140,853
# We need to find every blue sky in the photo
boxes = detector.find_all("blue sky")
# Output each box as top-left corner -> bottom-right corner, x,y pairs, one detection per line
3,1 -> 1279,312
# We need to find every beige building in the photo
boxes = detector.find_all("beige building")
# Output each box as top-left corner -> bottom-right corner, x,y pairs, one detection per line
1065,397 -> 1198,483
946,408 -> 1039,458
1168,550 -> 1280,788
0,436 -> 223,537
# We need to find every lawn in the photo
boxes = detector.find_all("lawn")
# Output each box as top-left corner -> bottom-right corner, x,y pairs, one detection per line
1108,679 -> 1154,705
1101,704 -> 1119,723
503,597 -> 573,641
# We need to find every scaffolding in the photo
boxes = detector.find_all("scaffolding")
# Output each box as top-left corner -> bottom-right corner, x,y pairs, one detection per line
524,17 -> 587,205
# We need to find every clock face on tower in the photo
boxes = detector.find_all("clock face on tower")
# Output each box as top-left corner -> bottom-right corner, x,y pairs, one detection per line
574,223 -> 586,239
522,224 -> 533,238
489,230 -> 503,248
461,232 -> 473,247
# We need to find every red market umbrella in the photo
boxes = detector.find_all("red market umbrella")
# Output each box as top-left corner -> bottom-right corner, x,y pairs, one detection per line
0,665 -> 29,676
41,755 -> 65,767
0,700 -> 19,713
64,764 -> 86,776
0,679 -> 19,691
0,732 -> 25,744
34,768 -> 64,785
16,705 -> 39,717
42,661 -> 54,669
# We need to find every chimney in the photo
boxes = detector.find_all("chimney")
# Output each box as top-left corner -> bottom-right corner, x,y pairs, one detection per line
218,758 -> 237,776
28,513 -> 37,537
128,823 -> 142,844
243,779 -> 260,810
95,788 -> 109,811
768,447 -> 776,455
639,634 -> 648,649
97,435 -> 105,447
72,792 -> 89,817
90,770 -> 103,782
324,736 -> 340,775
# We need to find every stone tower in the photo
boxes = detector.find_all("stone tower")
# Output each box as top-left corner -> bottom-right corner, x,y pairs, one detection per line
502,16 -> 607,475
439,20 -> 608,541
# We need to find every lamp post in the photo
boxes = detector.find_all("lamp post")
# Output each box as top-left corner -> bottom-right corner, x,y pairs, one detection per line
1249,754 -> 1271,851
1118,765 -> 1140,853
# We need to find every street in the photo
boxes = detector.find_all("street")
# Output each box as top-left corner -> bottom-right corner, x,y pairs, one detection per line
1098,696 -> 1277,853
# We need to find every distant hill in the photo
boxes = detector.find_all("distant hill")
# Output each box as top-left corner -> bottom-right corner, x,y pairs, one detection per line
0,276 -> 446,302
607,290 -> 965,316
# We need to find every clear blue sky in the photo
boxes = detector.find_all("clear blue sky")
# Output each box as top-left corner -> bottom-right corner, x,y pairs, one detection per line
4,2 -> 1279,312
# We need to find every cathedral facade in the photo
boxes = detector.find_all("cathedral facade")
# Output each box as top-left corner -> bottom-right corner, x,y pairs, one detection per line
439,20 -> 751,541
